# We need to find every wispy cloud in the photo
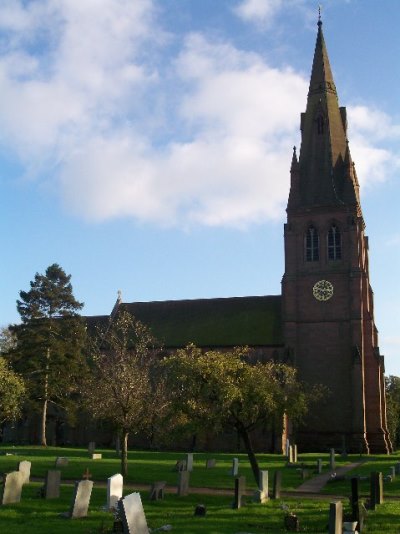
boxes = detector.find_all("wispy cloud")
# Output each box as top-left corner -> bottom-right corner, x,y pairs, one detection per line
0,0 -> 398,228
233,0 -> 284,26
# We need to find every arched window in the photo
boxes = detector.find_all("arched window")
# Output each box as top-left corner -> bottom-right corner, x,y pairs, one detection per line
328,224 -> 342,260
305,225 -> 319,262
316,114 -> 324,135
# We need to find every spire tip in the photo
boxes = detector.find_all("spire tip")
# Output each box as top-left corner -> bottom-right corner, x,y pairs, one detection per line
318,5 -> 322,27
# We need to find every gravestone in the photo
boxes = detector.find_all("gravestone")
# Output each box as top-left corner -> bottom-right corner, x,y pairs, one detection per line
177,470 -> 190,496
357,502 -> 367,533
317,459 -> 323,474
329,449 -> 336,471
395,462 -> 400,475
301,468 -> 309,480
254,470 -> 268,503
44,470 -> 61,499
206,459 -> 216,468
194,504 -> 206,517
91,453 -> 102,460
88,442 -> 96,454
272,471 -> 281,499
118,492 -> 150,534
285,438 -> 290,457
293,445 -> 298,463
149,481 -> 166,501
186,453 -> 193,472
389,466 -> 396,479
284,513 -> 300,532
18,460 -> 31,484
1,471 -> 23,505
288,445 -> 294,464
350,477 -> 359,521
62,480 -> 93,518
233,476 -> 246,509
55,457 -> 68,468
328,500 -> 342,534
106,473 -> 123,510
231,457 -> 239,476
370,472 -> 383,509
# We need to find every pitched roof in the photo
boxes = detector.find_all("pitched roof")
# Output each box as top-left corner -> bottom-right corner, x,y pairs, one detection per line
114,295 -> 283,348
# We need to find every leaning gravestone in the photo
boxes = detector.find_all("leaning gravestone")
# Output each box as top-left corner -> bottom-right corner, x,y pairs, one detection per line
254,470 -> 268,503
233,476 -> 246,509
1,471 -> 23,505
328,500 -> 342,534
177,470 -> 190,497
106,473 -> 123,510
230,457 -> 239,476
18,460 -> 31,484
44,470 -> 61,499
118,492 -> 150,534
55,457 -> 68,468
62,480 -> 93,518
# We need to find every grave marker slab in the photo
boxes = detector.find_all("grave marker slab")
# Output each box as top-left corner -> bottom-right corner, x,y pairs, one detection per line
55,457 -> 68,468
272,471 -> 281,499
107,473 -> 123,510
186,453 -> 193,472
254,470 -> 268,503
88,442 -> 96,454
230,457 -> 239,476
18,460 -> 31,484
233,476 -> 246,509
317,459 -> 323,474
206,459 -> 216,469
149,481 -> 166,501
118,492 -> 150,534
177,470 -> 190,496
329,449 -> 336,471
173,460 -> 186,472
63,480 -> 93,518
293,445 -> 298,463
328,500 -> 342,534
44,470 -> 61,499
1,471 -> 23,505
91,453 -> 102,460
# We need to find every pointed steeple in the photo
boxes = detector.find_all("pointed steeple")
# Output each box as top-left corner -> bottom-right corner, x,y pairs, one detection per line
288,16 -> 360,212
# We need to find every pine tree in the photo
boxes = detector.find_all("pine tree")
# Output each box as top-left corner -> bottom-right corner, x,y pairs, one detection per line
11,264 -> 87,446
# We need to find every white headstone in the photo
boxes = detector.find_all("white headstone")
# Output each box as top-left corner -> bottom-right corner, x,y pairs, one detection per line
18,460 -> 31,484
1,471 -> 23,505
231,457 -> 239,476
186,453 -> 193,472
91,453 -> 102,460
107,473 -> 123,510
68,480 -> 93,518
118,492 -> 149,534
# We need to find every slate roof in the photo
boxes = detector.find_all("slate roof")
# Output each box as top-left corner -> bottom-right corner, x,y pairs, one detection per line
103,295 -> 283,348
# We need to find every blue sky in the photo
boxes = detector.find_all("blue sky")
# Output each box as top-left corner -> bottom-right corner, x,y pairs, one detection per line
1,0 -> 400,374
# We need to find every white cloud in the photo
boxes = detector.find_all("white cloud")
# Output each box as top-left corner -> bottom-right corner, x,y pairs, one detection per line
0,1 -> 399,229
233,0 -> 283,25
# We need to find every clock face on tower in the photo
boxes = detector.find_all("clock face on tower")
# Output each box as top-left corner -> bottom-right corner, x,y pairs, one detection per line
312,280 -> 334,301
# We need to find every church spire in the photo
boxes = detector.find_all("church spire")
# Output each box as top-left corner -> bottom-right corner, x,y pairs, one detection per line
288,16 -> 360,212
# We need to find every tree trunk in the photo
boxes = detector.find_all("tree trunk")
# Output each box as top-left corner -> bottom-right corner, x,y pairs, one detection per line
121,430 -> 129,477
236,423 -> 260,485
40,397 -> 48,446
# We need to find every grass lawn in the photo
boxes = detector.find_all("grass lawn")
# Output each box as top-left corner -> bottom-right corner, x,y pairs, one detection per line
0,446 -> 399,533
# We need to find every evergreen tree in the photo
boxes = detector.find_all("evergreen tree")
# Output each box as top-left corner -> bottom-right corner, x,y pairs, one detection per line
11,264 -> 86,446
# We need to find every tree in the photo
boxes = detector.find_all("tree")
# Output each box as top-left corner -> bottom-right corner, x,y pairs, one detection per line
10,264 -> 86,446
83,310 -> 166,476
162,344 -> 323,485
386,375 -> 400,449
0,357 -> 25,427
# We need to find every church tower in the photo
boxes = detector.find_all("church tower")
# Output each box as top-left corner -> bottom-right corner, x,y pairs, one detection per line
282,17 -> 391,453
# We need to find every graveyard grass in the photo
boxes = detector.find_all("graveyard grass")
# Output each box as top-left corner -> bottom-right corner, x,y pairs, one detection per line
1,446 -> 400,533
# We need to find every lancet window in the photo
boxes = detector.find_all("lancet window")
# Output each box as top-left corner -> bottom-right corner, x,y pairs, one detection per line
328,224 -> 342,260
305,225 -> 319,262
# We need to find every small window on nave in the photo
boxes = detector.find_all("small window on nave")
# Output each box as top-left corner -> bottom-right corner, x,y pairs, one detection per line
316,114 -> 324,135
328,224 -> 342,260
305,225 -> 319,262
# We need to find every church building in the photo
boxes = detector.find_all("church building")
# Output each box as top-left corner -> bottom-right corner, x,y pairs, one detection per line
94,19 -> 391,454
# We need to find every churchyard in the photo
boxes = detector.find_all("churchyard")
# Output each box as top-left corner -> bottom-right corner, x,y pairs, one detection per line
0,445 -> 400,533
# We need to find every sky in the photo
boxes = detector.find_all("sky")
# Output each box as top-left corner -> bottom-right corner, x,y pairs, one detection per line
1,0 -> 400,374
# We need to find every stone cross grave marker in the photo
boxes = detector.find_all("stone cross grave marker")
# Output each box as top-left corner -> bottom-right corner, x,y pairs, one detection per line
328,500 -> 343,534
206,459 -> 216,469
106,473 -> 123,510
329,449 -> 336,471
88,441 -> 96,454
233,476 -> 246,509
82,468 -> 92,480
62,480 -> 93,518
254,470 -> 268,503
118,492 -> 150,534
18,460 -> 31,484
186,453 -> 193,472
149,481 -> 166,501
230,457 -> 239,476
44,470 -> 61,499
177,470 -> 190,496
272,471 -> 281,499
55,457 -> 68,468
1,471 -> 23,505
